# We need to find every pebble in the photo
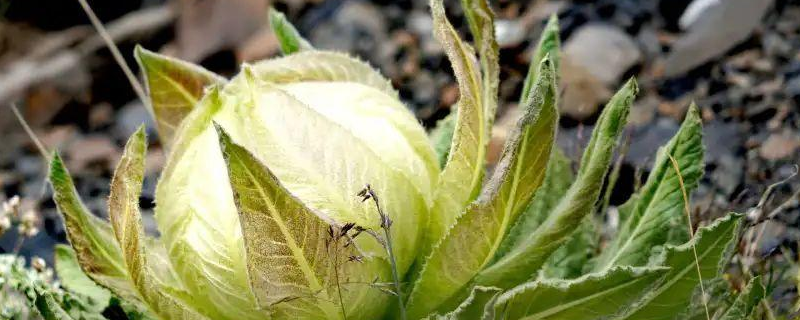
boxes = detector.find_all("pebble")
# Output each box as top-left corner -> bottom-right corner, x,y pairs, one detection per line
663,0 -> 774,77
495,19 -> 527,48
114,101 -> 157,142
563,23 -> 642,85
759,132 -> 800,161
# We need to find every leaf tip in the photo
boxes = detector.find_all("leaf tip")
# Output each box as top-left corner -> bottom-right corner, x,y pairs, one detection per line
212,121 -> 233,155
133,45 -> 158,71
545,13 -> 559,29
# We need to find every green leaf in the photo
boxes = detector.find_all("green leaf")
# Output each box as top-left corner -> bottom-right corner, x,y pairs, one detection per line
250,51 -> 398,99
429,286 -> 502,320
495,148 -> 573,259
425,0 -> 491,254
540,217 -> 597,279
430,109 -> 458,169
617,213 -> 743,320
32,286 -> 76,320
215,124 -> 353,319
155,87 -> 271,320
495,266 -> 668,320
719,276 -> 766,320
48,153 -> 143,305
476,79 -> 637,289
521,14 -> 560,104
248,52 -> 441,192
53,245 -> 111,312
107,127 -> 211,320
407,57 -> 558,319
0,254 -> 106,320
594,104 -> 704,270
157,74 -> 418,318
460,0 -> 500,125
134,46 -> 226,148
269,7 -> 313,54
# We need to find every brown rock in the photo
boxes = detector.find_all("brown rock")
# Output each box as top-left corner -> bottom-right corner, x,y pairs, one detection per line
66,136 -> 119,171
759,132 -> 800,161
559,56 -> 612,120
175,0 -> 269,62
487,107 -> 521,165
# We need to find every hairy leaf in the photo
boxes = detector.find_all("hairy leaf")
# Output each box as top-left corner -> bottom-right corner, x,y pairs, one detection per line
134,46 -> 226,147
594,104 -> 704,270
719,276 -> 765,320
430,109 -> 458,169
157,73 -> 416,318
496,148 -> 572,259
425,0 -> 490,254
269,7 -> 313,54
249,52 -> 439,191
495,266 -> 668,320
250,51 -> 398,98
540,217 -> 597,279
155,88 -> 270,320
215,125 -> 343,318
460,0 -> 500,125
49,153 -> 142,305
108,127 -> 212,320
476,79 -> 636,288
428,286 -> 502,320
407,57 -> 557,319
521,14 -> 560,104
54,245 -> 111,311
617,213 -> 742,320
55,246 -> 157,319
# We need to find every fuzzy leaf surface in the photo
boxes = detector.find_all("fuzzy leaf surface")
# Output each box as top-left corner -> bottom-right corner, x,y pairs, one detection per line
594,104 -> 704,270
108,127 -> 211,320
134,46 -> 226,147
495,148 -> 572,259
521,14 -> 560,104
215,126 -> 343,318
495,266 -> 668,320
430,109 -> 458,169
407,57 -> 557,319
540,217 -> 597,279
269,7 -> 313,54
425,0 -> 491,253
719,276 -> 765,320
428,286 -> 502,320
476,79 -> 637,288
617,213 -> 742,320
156,75 -> 412,318
250,51 -> 398,98
54,245 -> 111,311
49,154 -> 142,305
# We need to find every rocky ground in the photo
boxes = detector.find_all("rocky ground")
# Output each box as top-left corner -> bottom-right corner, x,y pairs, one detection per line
0,0 -> 799,313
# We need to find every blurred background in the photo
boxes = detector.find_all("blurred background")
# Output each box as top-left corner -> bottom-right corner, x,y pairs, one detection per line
0,0 -> 798,312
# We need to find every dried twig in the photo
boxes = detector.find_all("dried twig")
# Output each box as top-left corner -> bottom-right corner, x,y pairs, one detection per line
358,184 -> 406,320
0,5 -> 174,104
745,166 -> 798,262
9,104 -> 48,160
75,0 -> 148,107
668,154 -> 710,320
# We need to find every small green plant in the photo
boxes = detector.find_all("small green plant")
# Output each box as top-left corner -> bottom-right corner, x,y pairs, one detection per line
45,0 -> 762,319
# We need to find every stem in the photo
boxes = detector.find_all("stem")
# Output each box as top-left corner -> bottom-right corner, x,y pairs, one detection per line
332,242 -> 347,320
382,225 -> 405,320
75,0 -> 153,117
12,234 -> 25,255
668,154 -> 710,320
364,186 -> 406,320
